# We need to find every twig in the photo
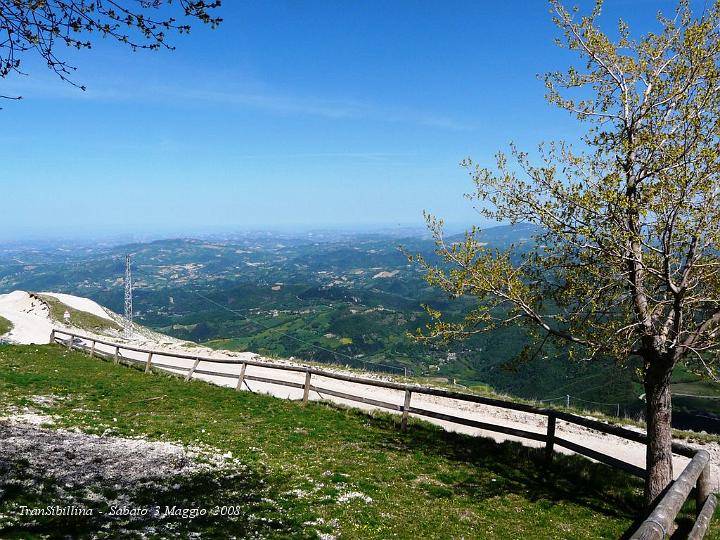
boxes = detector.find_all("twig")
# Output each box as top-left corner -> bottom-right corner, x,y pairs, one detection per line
127,395 -> 167,405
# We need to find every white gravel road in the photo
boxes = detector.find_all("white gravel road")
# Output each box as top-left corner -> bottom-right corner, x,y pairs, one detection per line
61,331 -> 720,491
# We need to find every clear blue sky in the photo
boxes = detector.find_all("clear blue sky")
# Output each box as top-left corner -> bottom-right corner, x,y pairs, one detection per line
0,0 -> 686,240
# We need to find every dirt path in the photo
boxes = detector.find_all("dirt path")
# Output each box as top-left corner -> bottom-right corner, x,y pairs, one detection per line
67,334 -> 720,491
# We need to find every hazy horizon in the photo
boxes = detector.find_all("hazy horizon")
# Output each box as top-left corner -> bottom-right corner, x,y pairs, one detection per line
0,219 -> 510,247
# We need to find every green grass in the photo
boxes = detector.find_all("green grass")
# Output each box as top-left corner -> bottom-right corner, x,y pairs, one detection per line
0,315 -> 12,336
670,364 -> 720,429
672,364 -> 720,398
0,345 -> 716,539
36,293 -> 121,334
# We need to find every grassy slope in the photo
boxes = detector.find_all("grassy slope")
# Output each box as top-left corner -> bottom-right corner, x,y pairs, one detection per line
0,345 -> 715,539
36,293 -> 121,334
671,364 -> 720,420
0,315 -> 12,336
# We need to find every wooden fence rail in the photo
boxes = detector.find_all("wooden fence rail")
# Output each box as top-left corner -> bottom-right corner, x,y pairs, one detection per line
50,329 -> 716,538
631,450 -> 712,540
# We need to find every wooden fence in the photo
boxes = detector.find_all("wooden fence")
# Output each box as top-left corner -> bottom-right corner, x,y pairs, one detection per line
50,329 -> 716,539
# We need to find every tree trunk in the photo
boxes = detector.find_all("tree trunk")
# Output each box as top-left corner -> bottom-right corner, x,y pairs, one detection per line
644,360 -> 674,508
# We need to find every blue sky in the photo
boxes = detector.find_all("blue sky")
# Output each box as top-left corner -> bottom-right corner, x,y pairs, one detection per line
0,0 -> 686,240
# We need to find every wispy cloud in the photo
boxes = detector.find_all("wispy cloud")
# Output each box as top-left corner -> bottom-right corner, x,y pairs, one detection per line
159,83 -> 476,131
230,151 -> 414,161
2,70 -> 474,131
155,85 -> 367,119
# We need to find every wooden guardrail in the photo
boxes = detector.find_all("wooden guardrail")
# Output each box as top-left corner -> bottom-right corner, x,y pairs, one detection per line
50,329 -> 716,538
631,450 -> 715,540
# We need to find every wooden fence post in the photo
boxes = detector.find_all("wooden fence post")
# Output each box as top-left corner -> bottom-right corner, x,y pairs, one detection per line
66,335 -> 72,349
303,369 -> 312,403
144,352 -> 153,373
114,346 -> 119,364
697,463 -> 712,517
49,330 -> 55,344
545,412 -> 556,463
236,363 -> 247,391
401,390 -> 412,432
186,357 -> 200,381
90,341 -> 96,358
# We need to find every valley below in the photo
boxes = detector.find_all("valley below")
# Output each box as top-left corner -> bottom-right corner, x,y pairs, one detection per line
1,225 -> 718,433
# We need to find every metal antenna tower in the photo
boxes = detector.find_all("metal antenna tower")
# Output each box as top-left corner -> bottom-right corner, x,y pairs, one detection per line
124,254 -> 133,339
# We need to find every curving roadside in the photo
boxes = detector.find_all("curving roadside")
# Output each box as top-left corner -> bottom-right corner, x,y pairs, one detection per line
59,330 -> 720,492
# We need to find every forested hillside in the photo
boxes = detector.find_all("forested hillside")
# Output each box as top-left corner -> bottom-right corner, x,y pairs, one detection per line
0,225 -> 711,422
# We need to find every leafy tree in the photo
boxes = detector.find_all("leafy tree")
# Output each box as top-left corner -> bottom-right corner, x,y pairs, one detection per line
0,1 -> 221,99
411,0 -> 720,506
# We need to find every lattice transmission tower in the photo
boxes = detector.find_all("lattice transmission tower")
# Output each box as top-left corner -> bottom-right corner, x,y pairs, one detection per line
124,254 -> 133,339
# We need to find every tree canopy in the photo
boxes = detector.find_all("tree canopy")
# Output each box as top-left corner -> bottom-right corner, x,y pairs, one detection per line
0,0 -> 222,98
412,0 -> 720,505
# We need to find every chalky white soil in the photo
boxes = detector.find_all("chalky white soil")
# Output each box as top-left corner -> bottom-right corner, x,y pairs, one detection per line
0,418 -> 206,495
0,290 -> 203,351
0,405 -> 277,537
0,291 -> 53,344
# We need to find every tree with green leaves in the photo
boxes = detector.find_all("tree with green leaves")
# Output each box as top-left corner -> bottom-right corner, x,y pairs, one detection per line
411,0 -> 720,506
0,1 -> 221,100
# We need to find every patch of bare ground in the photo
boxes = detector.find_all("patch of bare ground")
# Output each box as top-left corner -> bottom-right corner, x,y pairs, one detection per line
0,414 -> 314,538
